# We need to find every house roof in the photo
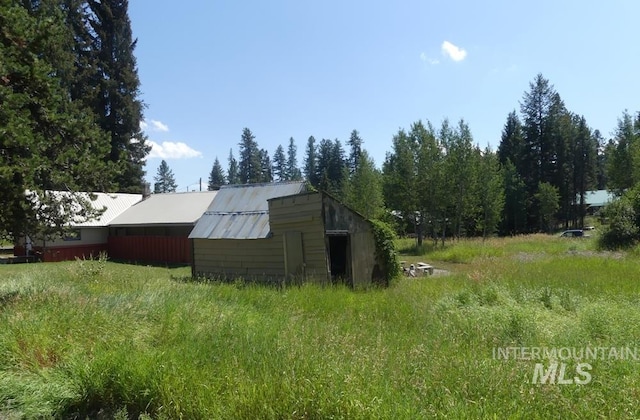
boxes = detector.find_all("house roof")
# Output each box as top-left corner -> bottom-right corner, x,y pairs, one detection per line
109,191 -> 218,227
76,192 -> 143,227
26,191 -> 143,228
189,181 -> 306,239
583,190 -> 615,207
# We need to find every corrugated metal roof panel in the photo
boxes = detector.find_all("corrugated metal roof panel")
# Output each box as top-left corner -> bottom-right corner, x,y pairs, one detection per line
190,182 -> 305,239
78,193 -> 143,227
26,191 -> 143,227
110,191 -> 218,226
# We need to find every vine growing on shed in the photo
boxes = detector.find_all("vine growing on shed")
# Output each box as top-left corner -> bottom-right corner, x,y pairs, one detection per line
370,219 -> 400,285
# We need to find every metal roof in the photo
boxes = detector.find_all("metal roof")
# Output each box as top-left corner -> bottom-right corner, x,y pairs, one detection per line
583,190 -> 615,207
109,191 -> 218,227
26,191 -> 143,227
189,181 -> 306,239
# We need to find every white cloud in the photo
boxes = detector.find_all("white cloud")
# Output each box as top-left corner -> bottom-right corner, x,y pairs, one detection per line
420,52 -> 440,65
140,119 -> 170,132
150,119 -> 169,132
441,41 -> 467,62
147,141 -> 202,159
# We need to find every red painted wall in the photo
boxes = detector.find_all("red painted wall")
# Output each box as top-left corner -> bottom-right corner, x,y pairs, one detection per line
108,236 -> 191,264
37,244 -> 108,262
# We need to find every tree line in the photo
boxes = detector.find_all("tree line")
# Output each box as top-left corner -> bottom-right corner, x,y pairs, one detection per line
1,0 -> 147,240
155,73 -> 636,242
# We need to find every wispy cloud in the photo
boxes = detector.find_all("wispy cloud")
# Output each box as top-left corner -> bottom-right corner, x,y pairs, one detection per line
420,52 -> 440,65
140,119 -> 170,132
147,141 -> 202,159
150,119 -> 169,132
441,41 -> 467,62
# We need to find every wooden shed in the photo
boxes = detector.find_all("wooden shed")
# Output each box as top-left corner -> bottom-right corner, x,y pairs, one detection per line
190,182 -> 380,287
107,191 -> 217,264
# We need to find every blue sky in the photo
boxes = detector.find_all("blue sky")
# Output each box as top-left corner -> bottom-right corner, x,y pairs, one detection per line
129,0 -> 640,191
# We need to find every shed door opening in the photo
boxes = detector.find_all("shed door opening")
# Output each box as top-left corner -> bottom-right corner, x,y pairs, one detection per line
328,234 -> 349,284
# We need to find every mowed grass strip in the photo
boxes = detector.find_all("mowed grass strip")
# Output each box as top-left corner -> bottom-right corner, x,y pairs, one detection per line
1,235 -> 640,418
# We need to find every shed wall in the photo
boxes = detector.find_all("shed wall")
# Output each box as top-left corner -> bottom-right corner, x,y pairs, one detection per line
323,196 -> 376,288
269,193 -> 329,283
192,237 -> 285,279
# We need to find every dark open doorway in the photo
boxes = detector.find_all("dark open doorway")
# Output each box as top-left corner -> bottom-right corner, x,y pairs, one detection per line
327,234 -> 349,284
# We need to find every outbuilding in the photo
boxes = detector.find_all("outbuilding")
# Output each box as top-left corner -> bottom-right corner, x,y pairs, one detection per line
108,191 -> 217,264
190,182 -> 380,287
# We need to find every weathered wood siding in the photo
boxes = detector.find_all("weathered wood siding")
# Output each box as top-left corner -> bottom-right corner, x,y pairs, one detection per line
269,193 -> 329,284
192,237 -> 285,279
322,195 -> 376,288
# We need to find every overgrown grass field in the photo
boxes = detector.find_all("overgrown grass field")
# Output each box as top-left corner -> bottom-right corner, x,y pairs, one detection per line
2,235 -> 640,418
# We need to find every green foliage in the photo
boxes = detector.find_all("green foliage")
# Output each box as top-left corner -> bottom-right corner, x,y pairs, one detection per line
369,219 -> 400,285
342,150 -> 384,219
238,128 -> 262,184
153,160 -> 177,193
598,196 -> 638,249
535,181 -> 560,232
207,157 -> 226,190
226,149 -> 240,185
0,2 -> 117,241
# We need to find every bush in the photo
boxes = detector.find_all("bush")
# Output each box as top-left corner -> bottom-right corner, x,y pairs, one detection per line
598,197 -> 639,249
370,219 -> 400,285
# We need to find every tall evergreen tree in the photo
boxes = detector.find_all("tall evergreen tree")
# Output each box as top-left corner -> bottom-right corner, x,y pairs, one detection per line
208,157 -> 226,191
286,137 -> 302,181
259,148 -> 273,182
347,129 -> 363,175
227,149 -> 240,185
238,128 -> 262,184
497,110 -> 524,168
304,136 -> 319,187
86,0 -> 150,192
0,1 -> 116,240
153,160 -> 177,193
273,145 -> 287,181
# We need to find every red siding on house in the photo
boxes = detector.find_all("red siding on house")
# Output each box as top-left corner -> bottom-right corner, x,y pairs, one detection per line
108,236 -> 191,264
37,244 -> 108,262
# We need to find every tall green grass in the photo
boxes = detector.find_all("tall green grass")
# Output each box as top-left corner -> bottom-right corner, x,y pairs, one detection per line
1,239 -> 640,418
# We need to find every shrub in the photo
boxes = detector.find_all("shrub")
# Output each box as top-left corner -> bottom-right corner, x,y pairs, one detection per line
370,219 -> 400,286
598,197 -> 638,249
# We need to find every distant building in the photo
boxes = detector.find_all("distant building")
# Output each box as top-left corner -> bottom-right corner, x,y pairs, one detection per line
108,191 -> 217,264
15,192 -> 142,262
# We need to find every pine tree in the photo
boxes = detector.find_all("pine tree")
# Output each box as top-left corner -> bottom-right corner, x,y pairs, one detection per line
238,128 -> 262,183
273,145 -> 287,181
153,160 -> 177,193
259,149 -> 273,182
208,157 -> 226,191
0,2 -> 116,240
86,0 -> 150,192
286,137 -> 302,180
227,149 -> 240,185
347,129 -> 363,175
304,136 -> 319,187
497,111 -> 524,168
606,111 -> 638,193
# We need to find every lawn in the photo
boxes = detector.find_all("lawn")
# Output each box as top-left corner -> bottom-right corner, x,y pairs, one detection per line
1,235 -> 640,418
